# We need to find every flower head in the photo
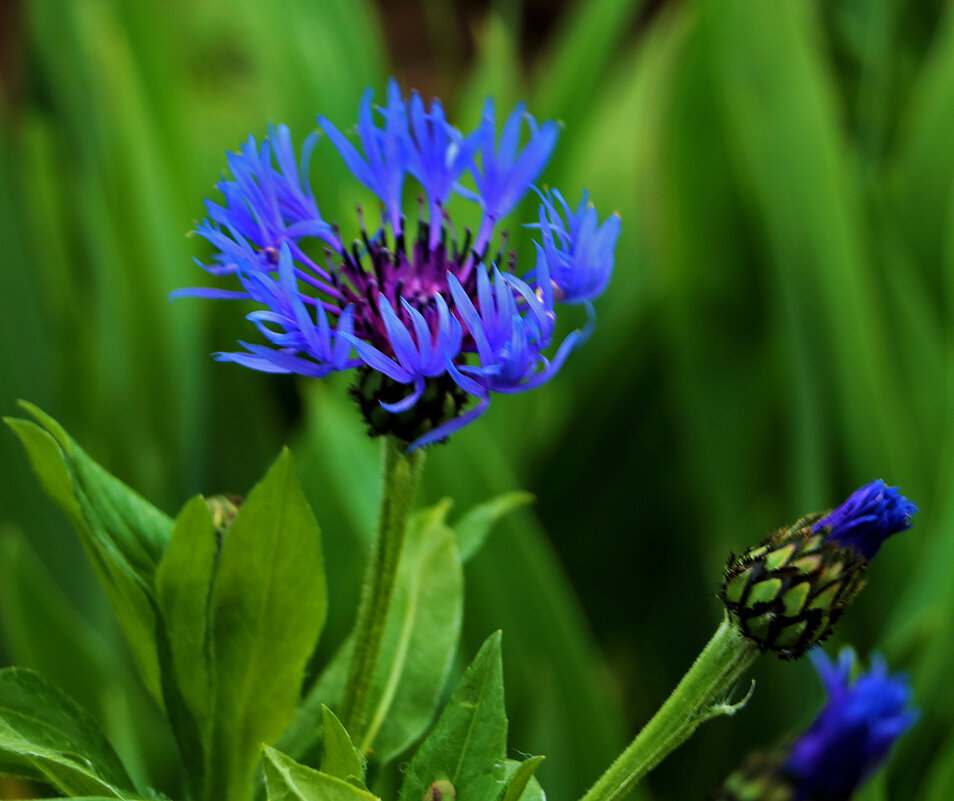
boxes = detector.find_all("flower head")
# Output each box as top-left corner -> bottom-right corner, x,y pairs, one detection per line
813,480 -> 917,560
783,649 -> 917,800
175,79 -> 619,450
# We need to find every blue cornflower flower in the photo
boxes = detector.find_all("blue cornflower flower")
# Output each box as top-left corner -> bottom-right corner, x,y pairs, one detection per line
813,480 -> 918,560
174,79 -> 619,450
783,648 -> 917,800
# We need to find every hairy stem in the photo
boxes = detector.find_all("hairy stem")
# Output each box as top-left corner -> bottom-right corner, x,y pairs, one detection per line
339,437 -> 424,742
580,614 -> 759,801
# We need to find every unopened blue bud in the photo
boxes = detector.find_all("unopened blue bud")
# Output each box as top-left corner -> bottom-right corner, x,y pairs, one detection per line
813,480 -> 917,560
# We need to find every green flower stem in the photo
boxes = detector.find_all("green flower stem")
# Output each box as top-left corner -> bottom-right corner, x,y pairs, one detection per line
580,614 -> 759,801
340,437 -> 425,743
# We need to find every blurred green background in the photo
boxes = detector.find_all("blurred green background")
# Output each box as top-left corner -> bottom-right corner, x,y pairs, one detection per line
1,0 -> 953,799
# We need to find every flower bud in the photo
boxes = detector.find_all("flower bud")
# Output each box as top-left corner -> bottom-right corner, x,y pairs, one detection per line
205,494 -> 242,534
720,516 -> 865,659
721,481 -> 916,659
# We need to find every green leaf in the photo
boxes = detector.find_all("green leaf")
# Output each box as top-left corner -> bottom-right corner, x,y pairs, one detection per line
5,409 -> 168,700
453,492 -> 534,563
361,499 -> 464,762
263,746 -> 379,801
0,668 -> 137,798
502,757 -> 546,801
320,706 -> 365,785
206,448 -> 327,801
399,632 -> 507,801
15,401 -> 171,578
154,495 -> 219,787
155,496 -> 217,730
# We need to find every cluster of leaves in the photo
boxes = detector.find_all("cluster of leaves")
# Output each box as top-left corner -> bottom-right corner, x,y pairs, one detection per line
2,403 -> 535,801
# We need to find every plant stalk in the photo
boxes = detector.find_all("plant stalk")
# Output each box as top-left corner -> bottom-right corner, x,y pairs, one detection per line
580,614 -> 759,801
339,437 -> 424,742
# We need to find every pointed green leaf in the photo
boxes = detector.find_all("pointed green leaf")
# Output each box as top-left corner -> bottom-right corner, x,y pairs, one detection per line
3,416 -> 82,524
154,495 -> 219,787
320,706 -> 365,785
207,449 -> 327,801
453,492 -> 534,563
263,746 -> 379,801
5,412 -> 164,700
399,633 -> 507,801
16,401 -> 171,577
361,499 -> 464,762
502,757 -> 546,801
0,668 -> 137,798
155,496 -> 218,733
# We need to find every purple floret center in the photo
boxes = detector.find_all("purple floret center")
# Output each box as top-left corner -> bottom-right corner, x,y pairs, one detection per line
330,220 -> 476,356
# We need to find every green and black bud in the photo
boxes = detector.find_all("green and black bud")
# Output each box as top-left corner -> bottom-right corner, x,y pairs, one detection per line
350,367 -> 470,447
720,514 -> 866,660
713,752 -> 794,801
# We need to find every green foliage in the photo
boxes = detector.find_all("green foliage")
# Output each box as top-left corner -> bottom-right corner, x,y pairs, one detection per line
280,498 -> 464,768
320,707 -> 366,786
501,757 -> 546,801
399,633 -> 507,801
6,404 -> 171,700
263,747 -> 379,801
7,412 -> 329,801
359,500 -> 463,762
0,668 -> 137,798
162,450 -> 327,801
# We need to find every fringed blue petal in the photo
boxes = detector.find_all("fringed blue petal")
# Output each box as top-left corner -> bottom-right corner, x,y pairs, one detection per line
535,189 -> 621,304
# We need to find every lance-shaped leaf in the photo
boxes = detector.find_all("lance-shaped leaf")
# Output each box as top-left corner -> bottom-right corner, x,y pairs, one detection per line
205,449 -> 327,801
154,495 -> 219,786
5,404 -> 172,700
501,757 -> 546,801
264,746 -> 380,801
10,402 -> 170,578
321,706 -> 365,785
0,668 -> 137,798
360,499 -> 464,762
399,632 -> 507,801
453,492 -> 534,563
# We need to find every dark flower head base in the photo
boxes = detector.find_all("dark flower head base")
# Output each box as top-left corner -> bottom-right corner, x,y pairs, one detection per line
174,80 -> 620,450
